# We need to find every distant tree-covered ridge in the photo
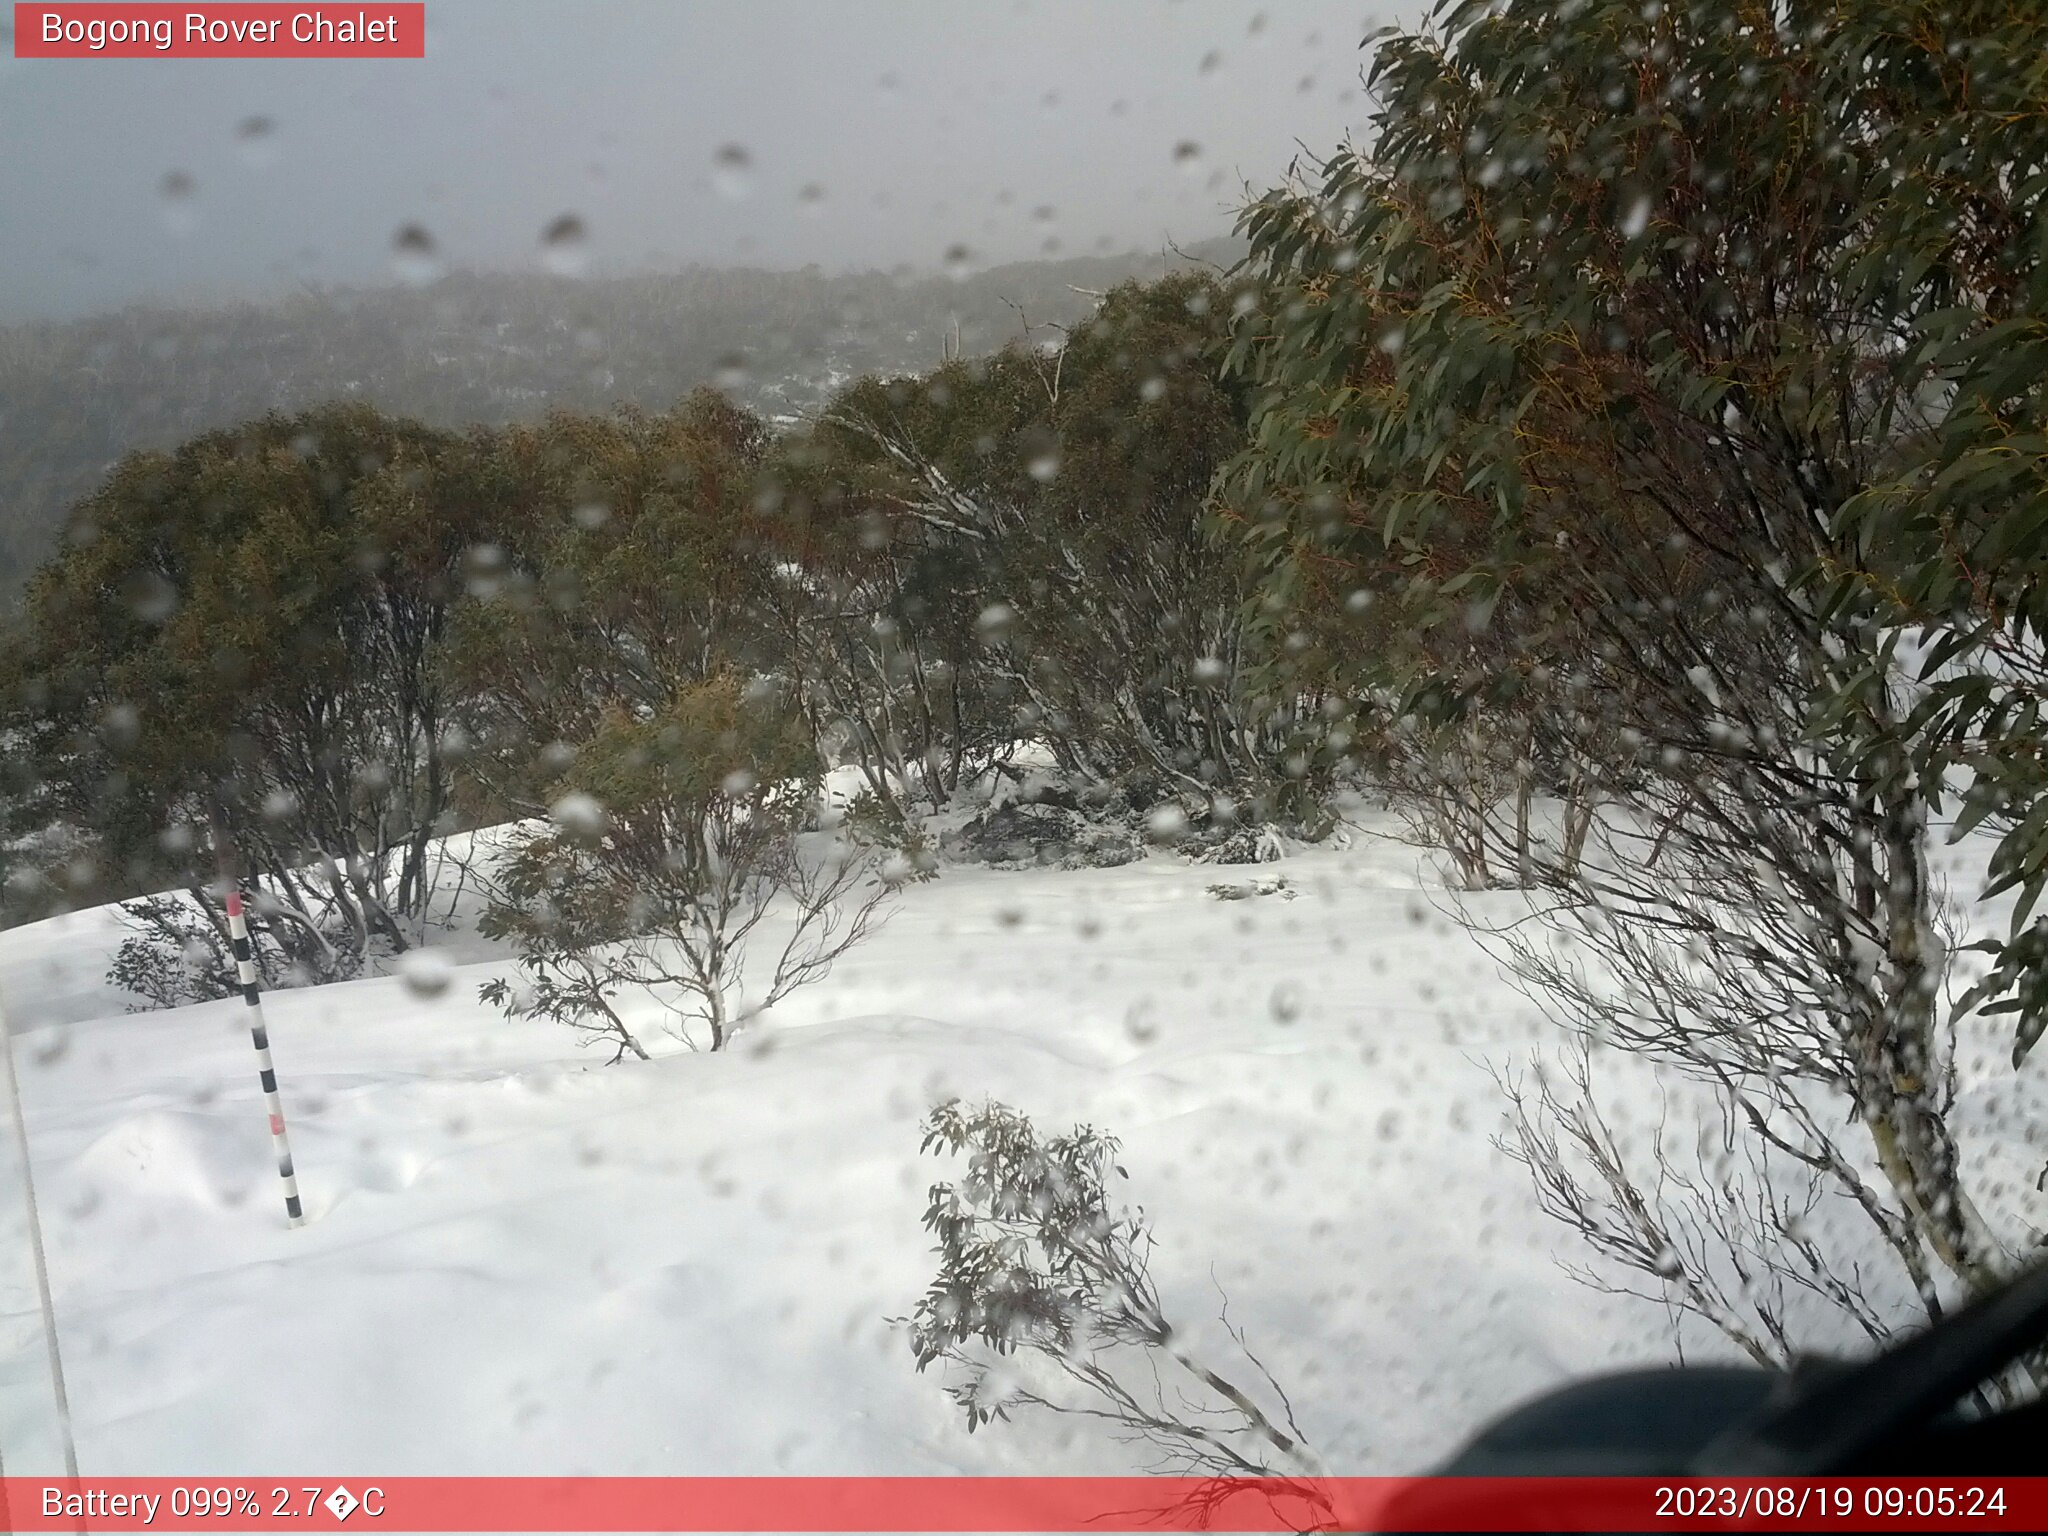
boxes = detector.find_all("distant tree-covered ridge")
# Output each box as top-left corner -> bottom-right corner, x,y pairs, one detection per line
0,240 -> 1239,606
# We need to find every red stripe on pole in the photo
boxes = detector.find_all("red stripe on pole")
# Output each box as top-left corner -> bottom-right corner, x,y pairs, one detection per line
4,1477 -> 2045,1532
221,880 -> 306,1226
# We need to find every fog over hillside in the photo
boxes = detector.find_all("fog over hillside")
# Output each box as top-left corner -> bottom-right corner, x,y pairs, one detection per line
0,240 -> 1239,603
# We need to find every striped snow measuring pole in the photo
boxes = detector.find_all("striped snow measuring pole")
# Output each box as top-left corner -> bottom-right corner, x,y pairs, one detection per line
226,891 -> 305,1227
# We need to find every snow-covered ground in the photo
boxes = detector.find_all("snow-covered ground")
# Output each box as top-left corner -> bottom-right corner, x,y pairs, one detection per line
0,816 -> 2028,1478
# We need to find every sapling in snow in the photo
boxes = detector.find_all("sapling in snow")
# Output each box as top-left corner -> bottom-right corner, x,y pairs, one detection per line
903,1098 -> 1327,1492
479,672 -> 891,1055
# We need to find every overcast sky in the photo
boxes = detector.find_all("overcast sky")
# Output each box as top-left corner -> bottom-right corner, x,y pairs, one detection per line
0,1 -> 1393,322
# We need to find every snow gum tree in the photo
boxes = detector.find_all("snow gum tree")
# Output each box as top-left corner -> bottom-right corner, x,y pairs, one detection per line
0,404 -> 487,988
765,275 -> 1322,821
1221,0 -> 2047,1359
445,391 -> 781,823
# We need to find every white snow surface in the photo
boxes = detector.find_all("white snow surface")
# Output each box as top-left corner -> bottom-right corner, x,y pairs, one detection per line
0,814 -> 2030,1478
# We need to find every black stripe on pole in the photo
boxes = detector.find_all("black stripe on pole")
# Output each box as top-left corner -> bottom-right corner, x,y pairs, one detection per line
225,887 -> 305,1228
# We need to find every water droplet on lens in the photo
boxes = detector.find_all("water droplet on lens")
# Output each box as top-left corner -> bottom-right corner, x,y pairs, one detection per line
540,214 -> 589,276
1146,803 -> 1189,842
121,570 -> 179,623
396,950 -> 455,999
1172,140 -> 1204,172
942,243 -> 975,279
1124,1001 -> 1160,1044
159,170 -> 197,235
100,703 -> 141,750
461,543 -> 508,599
391,223 -> 442,286
712,142 -> 752,200
550,792 -> 607,839
234,115 -> 278,167
1619,190 -> 1653,240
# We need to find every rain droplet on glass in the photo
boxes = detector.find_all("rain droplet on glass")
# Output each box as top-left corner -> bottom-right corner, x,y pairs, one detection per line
395,950 -> 455,999
712,142 -> 752,200
540,213 -> 589,276
550,792 -> 608,839
1619,190 -> 1653,240
234,115 -> 279,167
159,170 -> 197,235
391,222 -> 442,286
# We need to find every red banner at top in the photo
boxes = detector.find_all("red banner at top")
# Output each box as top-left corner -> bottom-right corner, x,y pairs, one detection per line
13,5 -> 425,57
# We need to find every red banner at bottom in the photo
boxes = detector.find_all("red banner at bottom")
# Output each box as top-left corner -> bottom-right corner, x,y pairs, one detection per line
3,1476 -> 2043,1532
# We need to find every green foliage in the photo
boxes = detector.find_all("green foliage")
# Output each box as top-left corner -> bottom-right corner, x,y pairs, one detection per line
1,403 -> 483,964
903,1098 -> 1324,1481
1210,0 -> 2048,1336
1224,0 -> 2048,1062
106,894 -> 241,1010
446,391 -> 778,820
907,1098 -> 1152,1428
1796,11 -> 2048,1063
840,788 -> 940,880
476,670 -> 841,1053
778,272 -> 1310,812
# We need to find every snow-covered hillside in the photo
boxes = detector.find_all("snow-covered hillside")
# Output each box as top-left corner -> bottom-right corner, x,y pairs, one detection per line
0,819 -> 2017,1479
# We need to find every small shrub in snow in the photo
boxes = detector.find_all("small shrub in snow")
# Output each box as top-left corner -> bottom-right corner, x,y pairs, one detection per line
842,790 -> 939,883
903,1099 -> 1325,1485
108,889 -> 355,1009
109,895 -> 241,1010
479,673 -> 892,1056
